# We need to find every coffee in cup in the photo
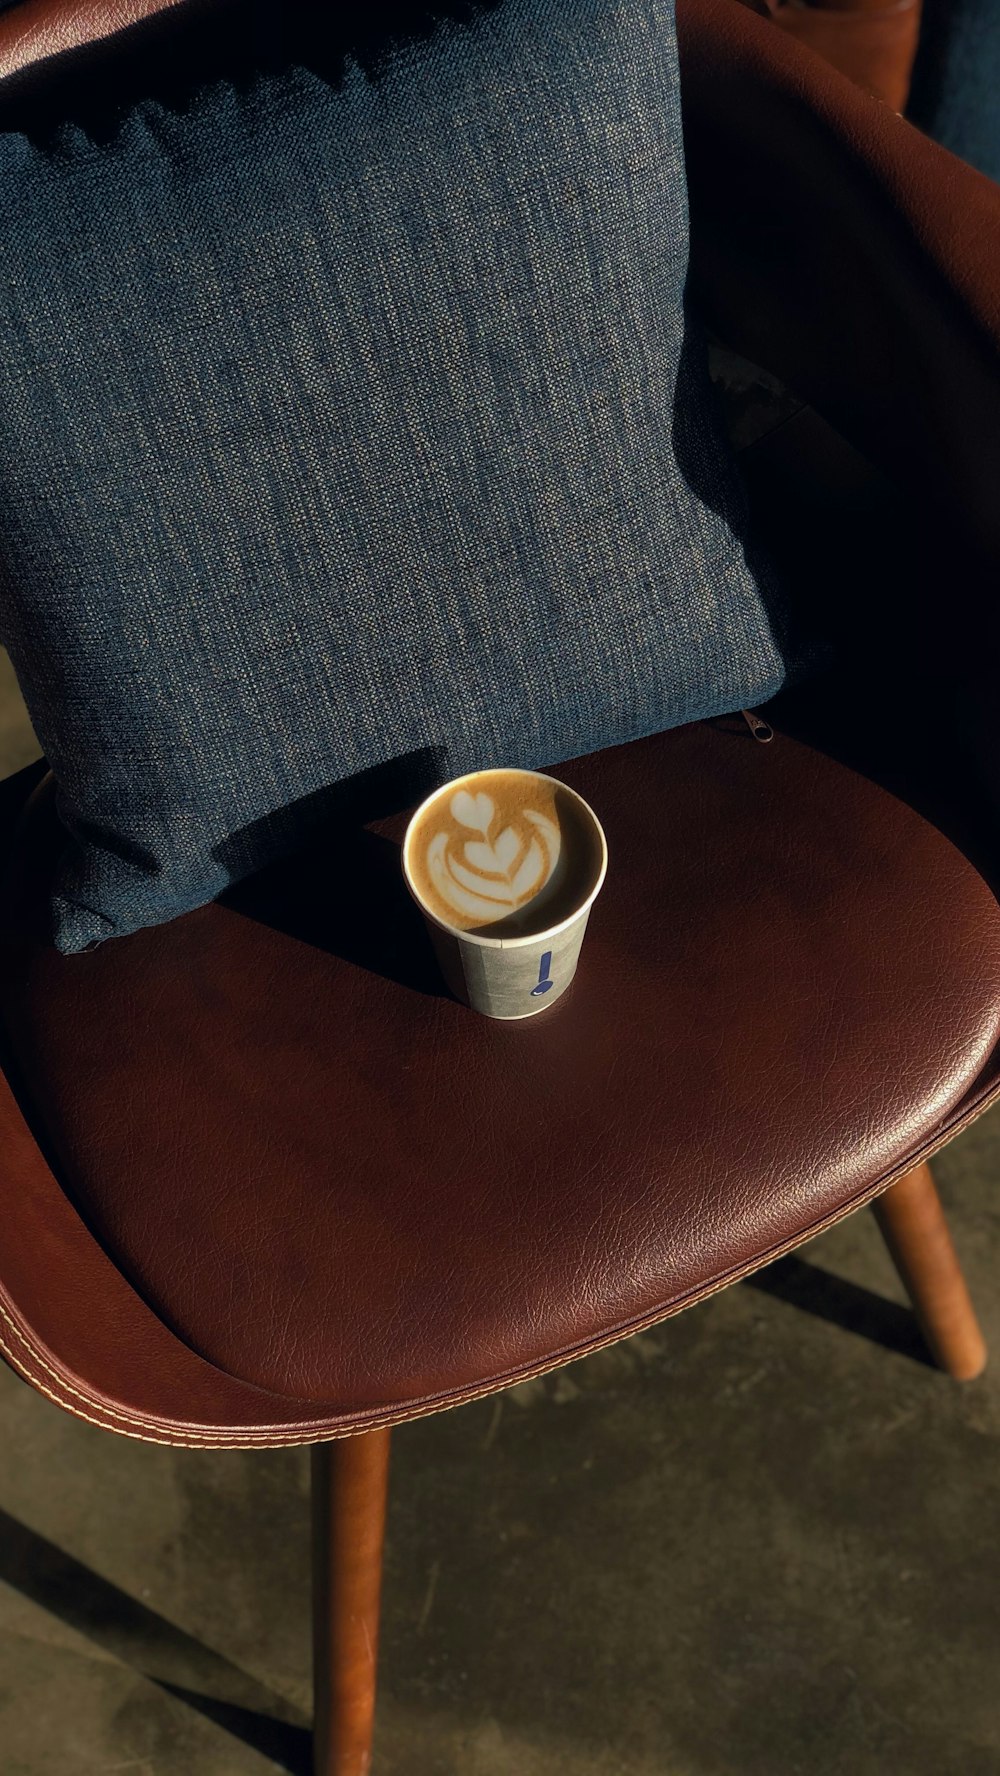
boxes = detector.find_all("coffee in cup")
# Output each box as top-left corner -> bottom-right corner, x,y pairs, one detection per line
403,768 -> 607,1019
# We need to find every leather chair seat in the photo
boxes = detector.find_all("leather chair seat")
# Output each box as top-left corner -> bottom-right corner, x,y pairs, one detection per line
2,716 -> 999,1444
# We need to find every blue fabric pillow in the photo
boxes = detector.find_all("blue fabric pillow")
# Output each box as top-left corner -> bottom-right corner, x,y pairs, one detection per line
0,0 -> 799,953
909,0 -> 1000,185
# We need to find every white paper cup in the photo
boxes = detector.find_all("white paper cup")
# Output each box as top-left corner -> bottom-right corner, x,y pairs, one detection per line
402,768 -> 608,1020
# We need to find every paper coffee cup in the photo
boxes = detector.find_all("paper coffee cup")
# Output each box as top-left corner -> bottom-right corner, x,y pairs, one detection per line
402,768 -> 608,1020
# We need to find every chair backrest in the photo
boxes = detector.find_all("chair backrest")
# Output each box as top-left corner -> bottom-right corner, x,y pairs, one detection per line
764,0 -> 922,111
678,0 -> 1000,568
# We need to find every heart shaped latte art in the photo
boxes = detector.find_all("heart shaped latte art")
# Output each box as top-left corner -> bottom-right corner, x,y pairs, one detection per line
465,828 -> 520,874
451,789 -> 495,834
426,792 -> 561,925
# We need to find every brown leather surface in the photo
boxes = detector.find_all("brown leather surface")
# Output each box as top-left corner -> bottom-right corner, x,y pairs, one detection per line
3,723 -> 999,1418
766,0 -> 921,112
0,0 -> 183,77
678,0 -> 1000,570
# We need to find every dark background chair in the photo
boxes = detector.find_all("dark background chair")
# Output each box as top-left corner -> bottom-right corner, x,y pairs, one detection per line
2,4 -> 1000,1774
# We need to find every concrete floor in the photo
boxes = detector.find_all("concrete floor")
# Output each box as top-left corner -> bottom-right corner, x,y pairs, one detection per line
1,655 -> 999,1774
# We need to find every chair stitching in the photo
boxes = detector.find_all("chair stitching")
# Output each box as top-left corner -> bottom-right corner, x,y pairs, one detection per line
1,1093 -> 997,1448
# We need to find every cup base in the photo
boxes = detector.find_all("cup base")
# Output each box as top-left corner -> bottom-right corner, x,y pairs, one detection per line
472,995 -> 563,1021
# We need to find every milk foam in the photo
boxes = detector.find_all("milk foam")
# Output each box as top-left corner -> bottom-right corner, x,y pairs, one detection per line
424,787 -> 561,926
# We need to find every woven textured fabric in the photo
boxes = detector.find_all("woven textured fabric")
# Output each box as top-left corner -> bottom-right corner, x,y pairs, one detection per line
0,0 -> 797,953
909,0 -> 1000,185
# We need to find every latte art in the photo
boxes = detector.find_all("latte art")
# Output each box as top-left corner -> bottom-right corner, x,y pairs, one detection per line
427,788 -> 561,925
405,767 -> 604,939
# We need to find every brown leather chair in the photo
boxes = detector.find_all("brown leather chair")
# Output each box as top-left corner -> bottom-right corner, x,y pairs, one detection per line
2,4 -> 1000,1774
764,0 -> 922,112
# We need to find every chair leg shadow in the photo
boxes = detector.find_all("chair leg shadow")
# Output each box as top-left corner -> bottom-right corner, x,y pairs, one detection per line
0,1507 -> 312,1773
743,1254 -> 935,1368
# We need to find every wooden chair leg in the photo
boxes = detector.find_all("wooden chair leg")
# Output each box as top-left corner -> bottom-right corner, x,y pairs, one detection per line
312,1428 -> 392,1776
873,1161 -> 987,1380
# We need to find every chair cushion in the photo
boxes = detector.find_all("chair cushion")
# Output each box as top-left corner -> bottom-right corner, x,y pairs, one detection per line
0,0 -> 801,956
2,717 -> 999,1414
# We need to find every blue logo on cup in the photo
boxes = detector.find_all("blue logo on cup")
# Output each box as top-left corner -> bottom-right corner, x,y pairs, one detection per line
530,951 -> 554,997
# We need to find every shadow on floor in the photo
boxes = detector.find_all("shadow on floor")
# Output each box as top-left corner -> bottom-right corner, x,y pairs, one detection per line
0,1258 -> 932,1772
0,1507 -> 311,1774
743,1255 -> 933,1367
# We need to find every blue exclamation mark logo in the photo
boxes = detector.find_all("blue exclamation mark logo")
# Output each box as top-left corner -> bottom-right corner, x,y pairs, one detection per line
530,950 -> 554,997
